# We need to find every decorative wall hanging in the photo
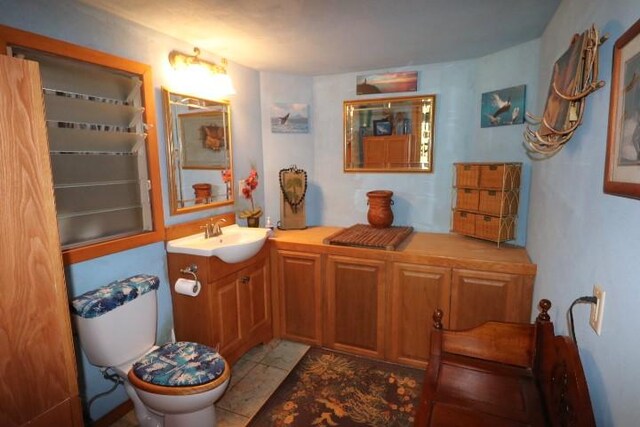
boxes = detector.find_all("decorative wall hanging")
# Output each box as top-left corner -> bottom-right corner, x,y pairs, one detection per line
271,103 -> 309,133
278,165 -> 308,230
356,71 -> 418,95
481,84 -> 526,127
604,18 -> 640,199
524,24 -> 608,157
179,110 -> 230,169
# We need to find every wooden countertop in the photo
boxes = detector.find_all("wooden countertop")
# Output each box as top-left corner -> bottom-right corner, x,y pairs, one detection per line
270,226 -> 536,275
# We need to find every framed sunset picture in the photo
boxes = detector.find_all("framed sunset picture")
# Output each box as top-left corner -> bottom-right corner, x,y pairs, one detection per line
356,71 -> 418,95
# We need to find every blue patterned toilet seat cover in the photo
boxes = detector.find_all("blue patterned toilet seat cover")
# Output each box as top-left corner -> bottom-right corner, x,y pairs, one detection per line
70,274 -> 160,319
132,341 -> 226,387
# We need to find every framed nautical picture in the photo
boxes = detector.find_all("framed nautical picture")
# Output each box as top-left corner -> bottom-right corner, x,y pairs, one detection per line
604,18 -> 640,199
356,71 -> 418,95
271,103 -> 309,133
480,84 -> 526,128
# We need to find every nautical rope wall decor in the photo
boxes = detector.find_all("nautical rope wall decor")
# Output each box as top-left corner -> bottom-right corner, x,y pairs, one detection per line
524,24 -> 608,157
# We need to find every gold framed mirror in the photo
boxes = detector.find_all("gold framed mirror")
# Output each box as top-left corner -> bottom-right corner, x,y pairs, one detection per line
162,87 -> 234,214
343,94 -> 436,172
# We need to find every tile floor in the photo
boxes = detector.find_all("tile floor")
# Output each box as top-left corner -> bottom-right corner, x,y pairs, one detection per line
109,339 -> 310,427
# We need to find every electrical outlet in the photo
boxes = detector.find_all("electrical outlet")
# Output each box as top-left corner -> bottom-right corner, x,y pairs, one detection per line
589,285 -> 606,335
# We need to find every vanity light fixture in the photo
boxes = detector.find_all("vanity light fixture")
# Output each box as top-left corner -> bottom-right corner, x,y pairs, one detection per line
168,47 -> 236,98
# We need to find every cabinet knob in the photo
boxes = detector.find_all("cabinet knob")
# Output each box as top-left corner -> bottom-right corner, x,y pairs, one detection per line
240,275 -> 250,284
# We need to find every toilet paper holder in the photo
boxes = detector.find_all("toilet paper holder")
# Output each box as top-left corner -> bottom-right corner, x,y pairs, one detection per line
179,264 -> 200,282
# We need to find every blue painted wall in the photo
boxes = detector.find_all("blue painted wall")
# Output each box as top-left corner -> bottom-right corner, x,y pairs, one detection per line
0,0 -> 264,421
528,0 -> 640,425
261,41 -> 540,245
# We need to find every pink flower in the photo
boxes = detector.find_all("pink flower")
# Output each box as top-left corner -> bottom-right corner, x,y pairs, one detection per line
239,167 -> 261,217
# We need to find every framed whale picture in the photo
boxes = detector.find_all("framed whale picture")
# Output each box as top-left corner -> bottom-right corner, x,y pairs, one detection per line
271,103 -> 309,133
481,84 -> 526,128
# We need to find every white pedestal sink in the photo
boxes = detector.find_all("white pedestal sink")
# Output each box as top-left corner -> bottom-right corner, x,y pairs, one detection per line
166,224 -> 271,263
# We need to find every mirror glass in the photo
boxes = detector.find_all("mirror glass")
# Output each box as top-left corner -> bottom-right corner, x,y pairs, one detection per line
162,88 -> 233,214
343,95 -> 436,172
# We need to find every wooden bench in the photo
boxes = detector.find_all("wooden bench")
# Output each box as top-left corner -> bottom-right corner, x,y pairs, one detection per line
415,299 -> 596,426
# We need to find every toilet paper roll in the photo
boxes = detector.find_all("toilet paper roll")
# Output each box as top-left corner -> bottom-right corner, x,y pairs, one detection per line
174,278 -> 201,297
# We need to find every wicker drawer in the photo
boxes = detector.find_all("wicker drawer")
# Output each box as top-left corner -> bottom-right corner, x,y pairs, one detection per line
455,164 -> 480,188
452,210 -> 476,235
456,188 -> 479,211
479,164 -> 521,189
478,190 -> 519,215
474,215 -> 515,242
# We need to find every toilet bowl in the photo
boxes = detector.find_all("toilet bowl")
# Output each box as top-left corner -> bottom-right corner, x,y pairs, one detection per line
71,275 -> 230,427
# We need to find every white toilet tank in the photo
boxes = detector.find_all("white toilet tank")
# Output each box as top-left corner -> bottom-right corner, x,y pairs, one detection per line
71,275 -> 159,368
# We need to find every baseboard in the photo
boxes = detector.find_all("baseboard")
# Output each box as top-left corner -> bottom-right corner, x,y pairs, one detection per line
91,400 -> 133,427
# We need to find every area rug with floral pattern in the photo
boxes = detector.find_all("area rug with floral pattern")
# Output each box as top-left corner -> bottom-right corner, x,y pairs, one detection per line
248,347 -> 424,427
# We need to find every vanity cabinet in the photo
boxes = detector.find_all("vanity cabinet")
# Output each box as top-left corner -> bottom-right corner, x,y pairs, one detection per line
211,259 -> 270,357
388,263 -> 451,368
273,250 -> 323,345
450,269 -> 533,330
168,245 -> 272,365
325,255 -> 386,359
270,228 -> 536,369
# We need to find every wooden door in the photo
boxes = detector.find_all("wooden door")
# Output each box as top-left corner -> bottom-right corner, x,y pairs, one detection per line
276,250 -> 323,345
451,269 -> 531,330
241,260 -> 271,338
0,55 -> 83,426
388,263 -> 451,368
212,275 -> 244,357
325,255 -> 386,359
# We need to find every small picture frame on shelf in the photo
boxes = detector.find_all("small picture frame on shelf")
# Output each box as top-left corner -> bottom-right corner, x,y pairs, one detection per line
373,119 -> 392,136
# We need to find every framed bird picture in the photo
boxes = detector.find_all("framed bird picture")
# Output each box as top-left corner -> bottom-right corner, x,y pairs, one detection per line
481,84 -> 526,128
271,103 -> 309,133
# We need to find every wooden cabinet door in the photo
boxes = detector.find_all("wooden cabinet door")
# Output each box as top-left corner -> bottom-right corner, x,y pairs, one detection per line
276,250 -> 323,345
0,55 -> 82,427
241,260 -> 271,338
388,263 -> 451,368
212,275 -> 244,357
451,269 -> 532,330
325,255 -> 386,359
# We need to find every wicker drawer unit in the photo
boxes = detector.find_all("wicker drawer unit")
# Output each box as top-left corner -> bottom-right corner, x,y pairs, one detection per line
452,162 -> 522,243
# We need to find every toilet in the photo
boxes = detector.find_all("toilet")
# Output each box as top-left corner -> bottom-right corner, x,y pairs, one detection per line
71,274 -> 230,427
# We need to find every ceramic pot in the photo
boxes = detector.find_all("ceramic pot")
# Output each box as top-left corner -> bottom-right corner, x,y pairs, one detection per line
192,183 -> 212,204
366,190 -> 394,228
246,216 -> 260,228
